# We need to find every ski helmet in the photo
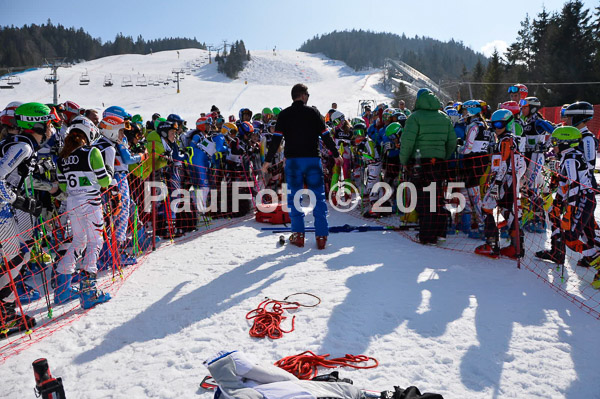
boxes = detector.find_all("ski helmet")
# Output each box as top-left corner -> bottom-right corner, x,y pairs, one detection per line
499,101 -> 520,116
239,108 -> 252,121
350,117 -> 364,127
385,122 -> 402,137
272,107 -> 282,116
103,105 -> 131,121
252,120 -> 264,131
167,113 -> 186,127
382,108 -> 394,122
0,101 -> 23,127
396,112 -> 408,127
330,110 -> 345,127
99,115 -> 129,143
490,109 -> 515,133
69,116 -> 100,144
463,100 -> 482,116
196,117 -> 210,132
262,107 -> 273,116
445,108 -> 461,125
154,117 -> 167,131
239,121 -> 254,138
252,113 -> 263,121
551,126 -> 582,151
131,114 -> 143,125
62,100 -> 81,122
15,102 -> 57,134
268,120 -> 277,129
520,97 -> 541,114
221,122 -> 238,136
156,120 -> 178,139
564,101 -> 594,126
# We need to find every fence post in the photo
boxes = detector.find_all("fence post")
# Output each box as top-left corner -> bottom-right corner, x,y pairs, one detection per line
152,141 -> 156,252
510,138 -> 522,269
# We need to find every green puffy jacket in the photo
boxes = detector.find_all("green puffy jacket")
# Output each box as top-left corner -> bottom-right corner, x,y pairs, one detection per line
130,130 -> 168,180
399,91 -> 457,165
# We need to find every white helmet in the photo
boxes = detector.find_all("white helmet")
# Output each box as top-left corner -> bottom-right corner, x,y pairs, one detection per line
68,116 -> 99,144
330,110 -> 345,126
99,115 -> 129,143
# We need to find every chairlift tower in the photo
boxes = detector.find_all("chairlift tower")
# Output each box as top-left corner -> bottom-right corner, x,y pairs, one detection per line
43,59 -> 70,104
172,69 -> 184,94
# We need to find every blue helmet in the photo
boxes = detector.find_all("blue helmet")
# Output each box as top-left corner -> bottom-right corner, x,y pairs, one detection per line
445,108 -> 461,124
239,108 -> 252,121
463,100 -> 482,116
252,120 -> 264,131
103,105 -> 131,120
167,113 -> 186,130
490,109 -> 515,133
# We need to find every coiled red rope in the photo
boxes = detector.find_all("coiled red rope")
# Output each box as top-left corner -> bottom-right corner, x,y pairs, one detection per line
246,293 -> 321,339
274,350 -> 379,380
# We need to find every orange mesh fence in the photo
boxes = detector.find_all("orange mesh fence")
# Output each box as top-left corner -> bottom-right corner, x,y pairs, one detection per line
0,148 -> 258,363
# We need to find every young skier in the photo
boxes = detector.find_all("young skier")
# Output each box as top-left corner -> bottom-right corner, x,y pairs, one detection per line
54,116 -> 112,309
475,109 -> 525,258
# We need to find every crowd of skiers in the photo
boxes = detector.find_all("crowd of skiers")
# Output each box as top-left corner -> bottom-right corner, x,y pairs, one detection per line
1,84 -> 599,337
0,101 -> 284,335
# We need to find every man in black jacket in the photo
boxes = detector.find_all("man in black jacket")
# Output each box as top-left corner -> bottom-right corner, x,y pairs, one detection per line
262,83 -> 342,249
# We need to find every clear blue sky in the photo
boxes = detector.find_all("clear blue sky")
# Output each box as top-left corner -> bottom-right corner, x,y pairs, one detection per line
0,0 -> 597,56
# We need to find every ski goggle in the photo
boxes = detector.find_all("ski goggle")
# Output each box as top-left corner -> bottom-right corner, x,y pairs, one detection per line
519,99 -> 529,107
333,118 -> 344,127
492,120 -> 509,129
508,86 -> 519,93
354,128 -> 365,136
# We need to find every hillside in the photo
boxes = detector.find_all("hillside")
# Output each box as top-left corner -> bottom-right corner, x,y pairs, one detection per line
0,48 -> 391,121
299,30 -> 487,84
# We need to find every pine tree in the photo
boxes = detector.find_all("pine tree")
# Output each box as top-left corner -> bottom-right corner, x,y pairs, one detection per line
484,50 -> 503,107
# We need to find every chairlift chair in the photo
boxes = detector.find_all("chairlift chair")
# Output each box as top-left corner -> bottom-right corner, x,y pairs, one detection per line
103,74 -> 113,87
7,75 -> 21,85
79,70 -> 90,86
44,74 -> 58,84
136,75 -> 147,87
0,77 -> 14,90
121,76 -> 133,87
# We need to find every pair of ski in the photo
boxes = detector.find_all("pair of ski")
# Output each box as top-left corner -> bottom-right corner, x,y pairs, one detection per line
263,224 -> 418,234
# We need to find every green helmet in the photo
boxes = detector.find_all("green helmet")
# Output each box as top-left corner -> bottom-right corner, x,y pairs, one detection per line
385,122 -> 402,137
154,117 -> 167,131
15,102 -> 54,132
551,126 -> 582,149
262,107 -> 273,116
252,113 -> 263,121
272,107 -> 282,116
132,114 -> 143,124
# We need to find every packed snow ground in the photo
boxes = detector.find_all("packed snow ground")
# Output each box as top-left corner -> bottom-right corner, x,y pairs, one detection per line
2,209 -> 600,398
1,49 -> 600,398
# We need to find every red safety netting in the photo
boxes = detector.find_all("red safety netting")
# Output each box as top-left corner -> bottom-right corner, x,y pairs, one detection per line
0,143 -> 259,363
341,151 -> 600,319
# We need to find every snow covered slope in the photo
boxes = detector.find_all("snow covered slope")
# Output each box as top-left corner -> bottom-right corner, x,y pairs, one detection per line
0,49 -> 388,120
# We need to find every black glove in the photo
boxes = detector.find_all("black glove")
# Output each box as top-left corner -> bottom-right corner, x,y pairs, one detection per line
13,195 -> 42,217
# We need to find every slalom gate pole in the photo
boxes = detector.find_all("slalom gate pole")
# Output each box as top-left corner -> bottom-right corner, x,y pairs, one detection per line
510,140 -> 522,269
151,141 -> 156,251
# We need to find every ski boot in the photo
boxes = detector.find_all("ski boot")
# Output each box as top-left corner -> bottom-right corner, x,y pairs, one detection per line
54,273 -> 79,305
535,249 -> 565,264
0,300 -> 36,338
316,236 -> 327,250
500,235 -> 524,259
475,237 -> 500,258
577,250 -> 600,268
80,271 -> 111,310
15,279 -> 40,305
288,232 -> 305,248
468,224 -> 485,240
